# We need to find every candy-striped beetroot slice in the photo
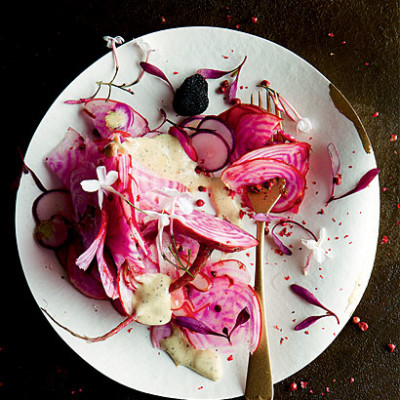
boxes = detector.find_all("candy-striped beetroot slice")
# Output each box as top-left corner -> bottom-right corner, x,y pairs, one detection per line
173,209 -> 258,252
221,158 -> 306,213
232,142 -> 311,176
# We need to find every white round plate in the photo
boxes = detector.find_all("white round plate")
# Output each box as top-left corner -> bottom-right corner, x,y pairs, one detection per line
15,27 -> 379,399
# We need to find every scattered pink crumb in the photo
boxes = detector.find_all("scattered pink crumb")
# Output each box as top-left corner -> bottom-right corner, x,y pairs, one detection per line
328,32 -> 335,37
358,321 -> 369,332
390,134 -> 398,142
349,377 -> 355,384
352,316 -> 360,324
372,111 -> 379,117
250,16 -> 258,23
284,275 -> 290,281
300,380 -> 308,389
387,343 -> 396,353
198,386 -> 204,390
227,354 -> 234,361
380,235 -> 389,244
289,382 -> 298,391
160,16 -> 166,24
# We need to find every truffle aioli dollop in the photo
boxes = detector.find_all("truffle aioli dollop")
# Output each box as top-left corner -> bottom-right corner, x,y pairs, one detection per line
131,273 -> 172,325
123,134 -> 241,225
161,325 -> 223,381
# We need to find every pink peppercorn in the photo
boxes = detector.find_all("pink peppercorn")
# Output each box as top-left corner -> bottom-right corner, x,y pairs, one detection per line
352,316 -> 360,324
289,382 -> 298,391
196,199 -> 205,207
358,321 -> 369,331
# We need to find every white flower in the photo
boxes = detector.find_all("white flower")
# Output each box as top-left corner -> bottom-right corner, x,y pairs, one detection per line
143,188 -> 194,267
301,228 -> 332,273
80,166 -> 118,209
296,117 -> 312,133
144,188 -> 193,233
133,38 -> 152,56
143,210 -> 173,228
103,35 -> 125,49
154,188 -> 194,216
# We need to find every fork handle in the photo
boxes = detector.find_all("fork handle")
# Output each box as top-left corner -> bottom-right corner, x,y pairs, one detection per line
245,220 -> 274,400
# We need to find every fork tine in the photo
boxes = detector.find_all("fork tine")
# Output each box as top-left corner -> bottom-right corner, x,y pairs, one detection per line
258,90 -> 263,109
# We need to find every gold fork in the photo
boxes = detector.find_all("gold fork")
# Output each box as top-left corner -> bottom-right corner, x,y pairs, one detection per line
245,91 -> 286,400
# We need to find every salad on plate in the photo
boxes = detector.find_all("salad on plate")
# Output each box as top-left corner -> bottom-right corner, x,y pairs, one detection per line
25,34 -> 379,383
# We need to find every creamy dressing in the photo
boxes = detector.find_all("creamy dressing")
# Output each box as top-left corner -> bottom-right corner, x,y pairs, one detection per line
131,273 -> 172,325
161,325 -> 223,381
123,134 -> 241,225
124,134 -> 241,380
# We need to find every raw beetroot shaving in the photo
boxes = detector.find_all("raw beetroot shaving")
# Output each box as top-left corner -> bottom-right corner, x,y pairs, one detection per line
222,158 -> 306,213
218,103 -> 282,162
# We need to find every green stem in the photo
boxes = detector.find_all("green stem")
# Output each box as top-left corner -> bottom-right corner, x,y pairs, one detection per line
106,186 -> 147,215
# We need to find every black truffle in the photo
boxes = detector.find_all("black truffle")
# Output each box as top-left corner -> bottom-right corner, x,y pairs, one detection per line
173,74 -> 209,116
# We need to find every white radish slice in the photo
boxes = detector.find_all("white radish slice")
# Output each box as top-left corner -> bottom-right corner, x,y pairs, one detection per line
191,130 -> 231,172
32,189 -> 74,223
34,215 -> 70,249
197,116 -> 235,151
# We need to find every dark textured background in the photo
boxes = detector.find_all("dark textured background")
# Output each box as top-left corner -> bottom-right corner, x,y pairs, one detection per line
3,0 -> 399,399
